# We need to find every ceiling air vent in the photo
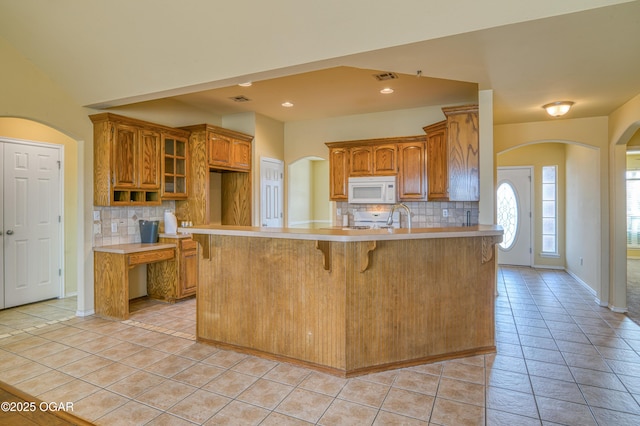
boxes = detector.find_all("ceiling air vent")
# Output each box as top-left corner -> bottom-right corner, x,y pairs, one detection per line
373,72 -> 399,81
229,95 -> 251,102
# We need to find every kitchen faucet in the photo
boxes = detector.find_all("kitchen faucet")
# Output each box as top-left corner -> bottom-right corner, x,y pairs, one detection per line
386,203 -> 412,230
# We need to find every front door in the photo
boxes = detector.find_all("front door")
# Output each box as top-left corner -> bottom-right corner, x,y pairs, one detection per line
260,158 -> 283,227
497,166 -> 533,266
3,141 -> 61,308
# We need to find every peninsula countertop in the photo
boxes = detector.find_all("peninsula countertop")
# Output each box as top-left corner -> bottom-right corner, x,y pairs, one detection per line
178,224 -> 503,242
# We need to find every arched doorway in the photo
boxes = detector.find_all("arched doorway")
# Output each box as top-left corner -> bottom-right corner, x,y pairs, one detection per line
0,117 -> 80,310
497,141 -> 602,300
288,156 -> 330,228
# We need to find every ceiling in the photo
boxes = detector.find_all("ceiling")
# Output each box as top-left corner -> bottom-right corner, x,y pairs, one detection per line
1,1 -> 640,125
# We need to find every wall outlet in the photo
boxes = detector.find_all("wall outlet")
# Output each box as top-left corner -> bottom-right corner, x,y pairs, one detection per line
111,222 -> 117,233
93,210 -> 101,221
580,257 -> 584,266
442,209 -> 448,217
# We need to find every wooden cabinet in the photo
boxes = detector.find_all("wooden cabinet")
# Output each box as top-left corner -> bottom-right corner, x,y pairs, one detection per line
326,137 -> 423,202
207,131 -> 252,172
162,134 -> 189,199
147,236 -> 198,302
176,124 -> 253,226
373,144 -> 397,175
329,147 -> 349,201
423,120 -> 449,200
349,144 -> 397,176
398,142 -> 426,200
90,113 -> 190,206
443,105 -> 479,201
179,239 -> 198,297
349,146 -> 373,176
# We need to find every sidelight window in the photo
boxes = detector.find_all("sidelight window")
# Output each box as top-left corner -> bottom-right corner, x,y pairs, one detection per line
541,165 -> 557,254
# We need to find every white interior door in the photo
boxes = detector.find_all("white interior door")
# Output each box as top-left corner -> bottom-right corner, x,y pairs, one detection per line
497,167 -> 533,266
3,142 -> 61,308
260,158 -> 283,227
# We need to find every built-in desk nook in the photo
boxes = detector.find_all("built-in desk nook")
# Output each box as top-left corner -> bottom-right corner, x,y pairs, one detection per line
93,234 -> 197,320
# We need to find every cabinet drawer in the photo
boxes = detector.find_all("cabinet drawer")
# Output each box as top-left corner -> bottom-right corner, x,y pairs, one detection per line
180,240 -> 198,251
127,248 -> 174,266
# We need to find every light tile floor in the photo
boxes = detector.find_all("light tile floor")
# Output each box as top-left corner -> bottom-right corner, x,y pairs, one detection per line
1,267 -> 640,425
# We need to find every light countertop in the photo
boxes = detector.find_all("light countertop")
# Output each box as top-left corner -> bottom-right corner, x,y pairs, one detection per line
93,242 -> 176,254
178,224 -> 503,242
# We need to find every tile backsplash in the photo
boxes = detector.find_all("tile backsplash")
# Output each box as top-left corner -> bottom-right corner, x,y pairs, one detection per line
336,201 -> 479,228
92,201 -> 176,247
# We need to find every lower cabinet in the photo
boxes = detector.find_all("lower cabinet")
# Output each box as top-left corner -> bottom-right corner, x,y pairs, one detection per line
148,236 -> 198,302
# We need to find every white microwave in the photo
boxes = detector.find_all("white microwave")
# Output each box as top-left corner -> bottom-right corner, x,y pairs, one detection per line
348,176 -> 397,204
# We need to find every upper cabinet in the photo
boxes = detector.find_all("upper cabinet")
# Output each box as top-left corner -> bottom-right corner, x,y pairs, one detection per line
201,126 -> 252,172
90,113 -> 190,206
329,147 -> 349,201
423,120 -> 448,201
397,141 -> 426,201
326,136 -> 424,202
176,124 -> 254,227
443,105 -> 479,202
162,134 -> 189,199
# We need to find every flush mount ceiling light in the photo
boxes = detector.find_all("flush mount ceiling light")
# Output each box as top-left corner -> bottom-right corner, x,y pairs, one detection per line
380,88 -> 394,94
543,101 -> 574,117
238,81 -> 252,87
281,101 -> 294,107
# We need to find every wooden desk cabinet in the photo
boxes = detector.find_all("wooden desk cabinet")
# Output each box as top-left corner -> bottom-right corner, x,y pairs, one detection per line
94,243 -> 176,320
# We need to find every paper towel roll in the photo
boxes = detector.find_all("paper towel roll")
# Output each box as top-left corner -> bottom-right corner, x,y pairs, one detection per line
164,210 -> 178,234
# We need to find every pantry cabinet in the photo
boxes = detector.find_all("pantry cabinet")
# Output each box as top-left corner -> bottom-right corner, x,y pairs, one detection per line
90,113 -> 190,206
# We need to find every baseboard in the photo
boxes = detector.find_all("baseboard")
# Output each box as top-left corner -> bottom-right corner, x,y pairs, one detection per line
532,264 -> 565,270
609,305 -> 628,314
75,309 -> 95,317
566,269 -> 597,297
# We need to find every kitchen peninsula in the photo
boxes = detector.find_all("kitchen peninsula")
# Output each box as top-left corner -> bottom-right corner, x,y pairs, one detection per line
184,224 -> 503,377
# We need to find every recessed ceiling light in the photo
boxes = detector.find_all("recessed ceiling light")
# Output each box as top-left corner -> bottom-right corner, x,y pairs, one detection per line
238,81 -> 252,87
282,101 -> 294,107
380,88 -> 394,94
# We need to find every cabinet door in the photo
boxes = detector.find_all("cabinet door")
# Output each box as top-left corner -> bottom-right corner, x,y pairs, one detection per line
230,139 -> 251,170
373,144 -> 397,175
139,129 -> 161,189
113,123 -> 138,189
329,147 -> 349,200
425,121 -> 449,200
179,240 -> 198,297
448,111 -> 479,201
349,146 -> 373,176
398,142 -> 426,201
208,134 -> 232,167
162,135 -> 189,198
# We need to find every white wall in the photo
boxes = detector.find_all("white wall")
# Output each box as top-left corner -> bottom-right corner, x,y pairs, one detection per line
565,144 -> 601,293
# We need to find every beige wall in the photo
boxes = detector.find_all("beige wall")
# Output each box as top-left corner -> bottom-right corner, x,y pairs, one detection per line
0,118 -> 79,295
497,143 -> 566,269
0,37 -> 94,314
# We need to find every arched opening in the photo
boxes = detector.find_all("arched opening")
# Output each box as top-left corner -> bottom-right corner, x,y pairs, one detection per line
497,140 -> 602,300
287,156 -> 330,228
0,117 -> 80,311
624,128 -> 640,324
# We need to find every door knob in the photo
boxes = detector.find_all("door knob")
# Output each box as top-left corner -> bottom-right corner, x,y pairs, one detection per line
5,230 -> 13,235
